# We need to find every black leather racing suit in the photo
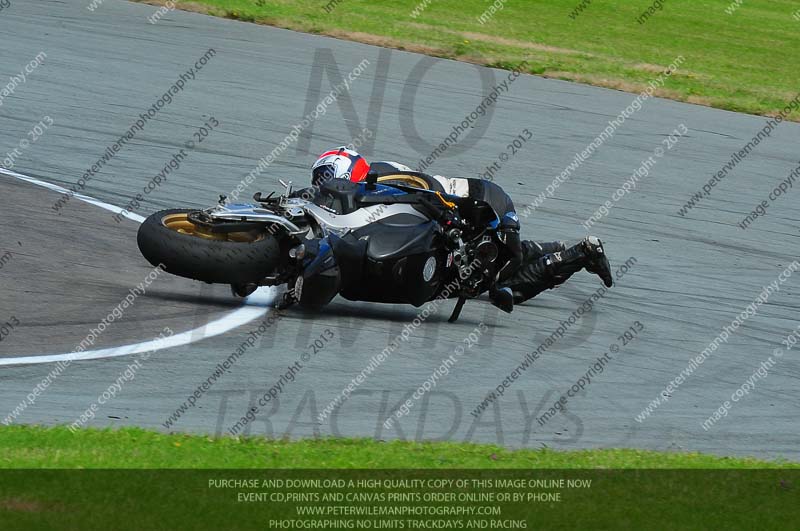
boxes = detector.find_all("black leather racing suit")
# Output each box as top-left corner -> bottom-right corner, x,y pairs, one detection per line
369,163 -> 575,300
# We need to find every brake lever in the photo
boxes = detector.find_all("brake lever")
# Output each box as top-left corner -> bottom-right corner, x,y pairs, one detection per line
279,179 -> 293,195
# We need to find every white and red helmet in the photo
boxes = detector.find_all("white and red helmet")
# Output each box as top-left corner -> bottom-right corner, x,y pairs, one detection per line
311,147 -> 370,186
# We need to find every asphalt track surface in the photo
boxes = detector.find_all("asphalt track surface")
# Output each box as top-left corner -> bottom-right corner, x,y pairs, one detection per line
1,0 -> 798,460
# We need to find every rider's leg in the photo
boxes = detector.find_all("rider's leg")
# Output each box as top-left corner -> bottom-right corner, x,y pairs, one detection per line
520,240 -> 566,265
489,227 -> 522,313
504,237 -> 612,304
504,254 -> 575,305
496,230 -> 523,284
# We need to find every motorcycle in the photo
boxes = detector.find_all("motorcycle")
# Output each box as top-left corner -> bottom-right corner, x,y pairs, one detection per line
136,170 -> 510,322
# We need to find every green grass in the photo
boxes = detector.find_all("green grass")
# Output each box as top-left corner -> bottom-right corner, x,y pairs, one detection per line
1,426 -> 798,529
136,0 -> 800,120
1,425 -> 797,468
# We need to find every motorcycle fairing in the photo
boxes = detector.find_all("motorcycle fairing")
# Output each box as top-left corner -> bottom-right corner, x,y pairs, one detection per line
303,202 -> 429,236
334,218 -> 446,306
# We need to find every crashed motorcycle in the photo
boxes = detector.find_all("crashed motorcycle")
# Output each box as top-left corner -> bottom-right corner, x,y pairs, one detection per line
136,171 -> 510,322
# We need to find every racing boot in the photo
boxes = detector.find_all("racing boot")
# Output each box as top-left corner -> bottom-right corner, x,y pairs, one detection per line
583,236 -> 613,288
489,285 -> 514,313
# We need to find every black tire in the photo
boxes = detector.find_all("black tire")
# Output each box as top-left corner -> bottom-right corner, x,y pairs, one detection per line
137,209 -> 282,284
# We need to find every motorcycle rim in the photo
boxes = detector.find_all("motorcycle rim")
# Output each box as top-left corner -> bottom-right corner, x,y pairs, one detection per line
161,213 -> 265,243
376,174 -> 431,190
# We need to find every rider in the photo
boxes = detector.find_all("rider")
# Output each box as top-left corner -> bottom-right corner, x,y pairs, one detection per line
310,148 -> 613,312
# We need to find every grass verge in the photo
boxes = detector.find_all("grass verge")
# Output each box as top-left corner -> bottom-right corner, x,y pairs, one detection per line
1,426 -> 798,529
133,0 -> 800,121
1,425 -> 797,468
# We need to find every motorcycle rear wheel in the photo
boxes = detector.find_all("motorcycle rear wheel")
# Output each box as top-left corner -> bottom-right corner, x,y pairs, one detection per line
377,174 -> 432,189
137,209 -> 281,284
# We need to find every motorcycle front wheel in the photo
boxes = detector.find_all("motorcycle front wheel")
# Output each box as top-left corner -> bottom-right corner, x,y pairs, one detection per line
137,209 -> 281,284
